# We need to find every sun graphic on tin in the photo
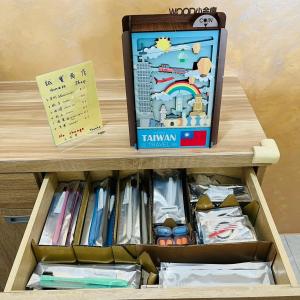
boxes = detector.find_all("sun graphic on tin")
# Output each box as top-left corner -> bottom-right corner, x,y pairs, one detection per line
155,37 -> 171,52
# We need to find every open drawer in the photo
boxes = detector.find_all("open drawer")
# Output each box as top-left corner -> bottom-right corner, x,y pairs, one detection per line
3,168 -> 300,299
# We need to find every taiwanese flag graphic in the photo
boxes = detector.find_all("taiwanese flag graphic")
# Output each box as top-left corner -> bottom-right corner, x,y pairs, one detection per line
180,130 -> 207,147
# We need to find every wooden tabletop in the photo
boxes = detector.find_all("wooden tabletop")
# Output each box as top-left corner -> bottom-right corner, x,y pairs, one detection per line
0,77 -> 267,173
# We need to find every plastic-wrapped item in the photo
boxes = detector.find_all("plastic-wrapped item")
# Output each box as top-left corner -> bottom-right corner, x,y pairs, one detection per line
88,186 -> 107,246
39,183 -> 67,245
159,262 -> 274,287
58,181 -> 80,246
89,181 -> 109,246
81,179 -> 114,247
39,181 -> 83,246
196,207 -> 243,219
199,215 -> 257,244
106,194 -> 116,246
26,262 -> 141,290
131,180 -> 141,244
188,172 -> 250,203
153,170 -> 185,225
189,173 -> 243,186
117,175 -> 148,244
141,190 -> 149,244
39,274 -> 129,289
66,182 -> 85,246
189,183 -> 250,203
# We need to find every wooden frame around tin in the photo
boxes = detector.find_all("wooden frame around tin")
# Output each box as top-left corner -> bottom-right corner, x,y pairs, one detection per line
122,13 -> 227,148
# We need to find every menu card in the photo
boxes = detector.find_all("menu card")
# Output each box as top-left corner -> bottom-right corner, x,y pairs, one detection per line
36,61 -> 102,145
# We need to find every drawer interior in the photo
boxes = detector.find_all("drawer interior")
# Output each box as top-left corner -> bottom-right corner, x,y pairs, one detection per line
4,168 -> 298,292
187,167 -> 297,286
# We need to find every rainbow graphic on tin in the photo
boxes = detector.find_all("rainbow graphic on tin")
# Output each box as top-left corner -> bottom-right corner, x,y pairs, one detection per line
130,29 -> 221,149
165,81 -> 201,96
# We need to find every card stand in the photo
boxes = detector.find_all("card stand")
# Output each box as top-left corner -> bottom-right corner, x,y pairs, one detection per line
31,173 -> 89,263
73,171 -> 117,263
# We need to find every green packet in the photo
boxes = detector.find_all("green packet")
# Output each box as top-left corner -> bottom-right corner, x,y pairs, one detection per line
40,274 -> 128,289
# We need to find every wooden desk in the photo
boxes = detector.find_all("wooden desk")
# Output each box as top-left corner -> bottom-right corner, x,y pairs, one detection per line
0,77 -> 267,173
2,78 -> 296,300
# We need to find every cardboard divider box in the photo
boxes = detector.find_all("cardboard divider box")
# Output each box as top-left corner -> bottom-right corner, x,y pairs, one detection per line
73,170 -> 117,263
113,168 -> 275,270
151,169 -> 195,245
115,170 -> 153,248
31,172 -> 89,263
140,168 -> 276,271
31,240 -> 77,263
136,241 -> 275,266
112,245 -> 138,264
185,170 -> 261,238
112,169 -> 157,281
31,168 -> 277,278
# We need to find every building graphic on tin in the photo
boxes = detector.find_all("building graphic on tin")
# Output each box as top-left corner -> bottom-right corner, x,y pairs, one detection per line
135,61 -> 153,127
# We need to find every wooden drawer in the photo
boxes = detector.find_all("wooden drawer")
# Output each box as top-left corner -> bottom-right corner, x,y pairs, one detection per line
4,168 -> 300,299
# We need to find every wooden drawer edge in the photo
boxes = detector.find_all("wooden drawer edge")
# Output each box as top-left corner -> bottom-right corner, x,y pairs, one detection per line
245,168 -> 298,287
2,285 -> 300,299
4,173 -> 57,292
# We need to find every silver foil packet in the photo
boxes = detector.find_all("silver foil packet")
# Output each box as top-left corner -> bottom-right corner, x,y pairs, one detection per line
188,173 -> 251,203
159,262 -> 274,287
153,170 -> 185,225
196,207 -> 243,219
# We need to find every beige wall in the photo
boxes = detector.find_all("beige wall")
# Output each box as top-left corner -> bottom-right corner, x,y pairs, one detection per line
0,0 -> 299,232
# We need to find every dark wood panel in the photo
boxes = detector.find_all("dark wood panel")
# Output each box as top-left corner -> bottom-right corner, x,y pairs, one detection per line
0,208 -> 31,291
0,173 -> 39,209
